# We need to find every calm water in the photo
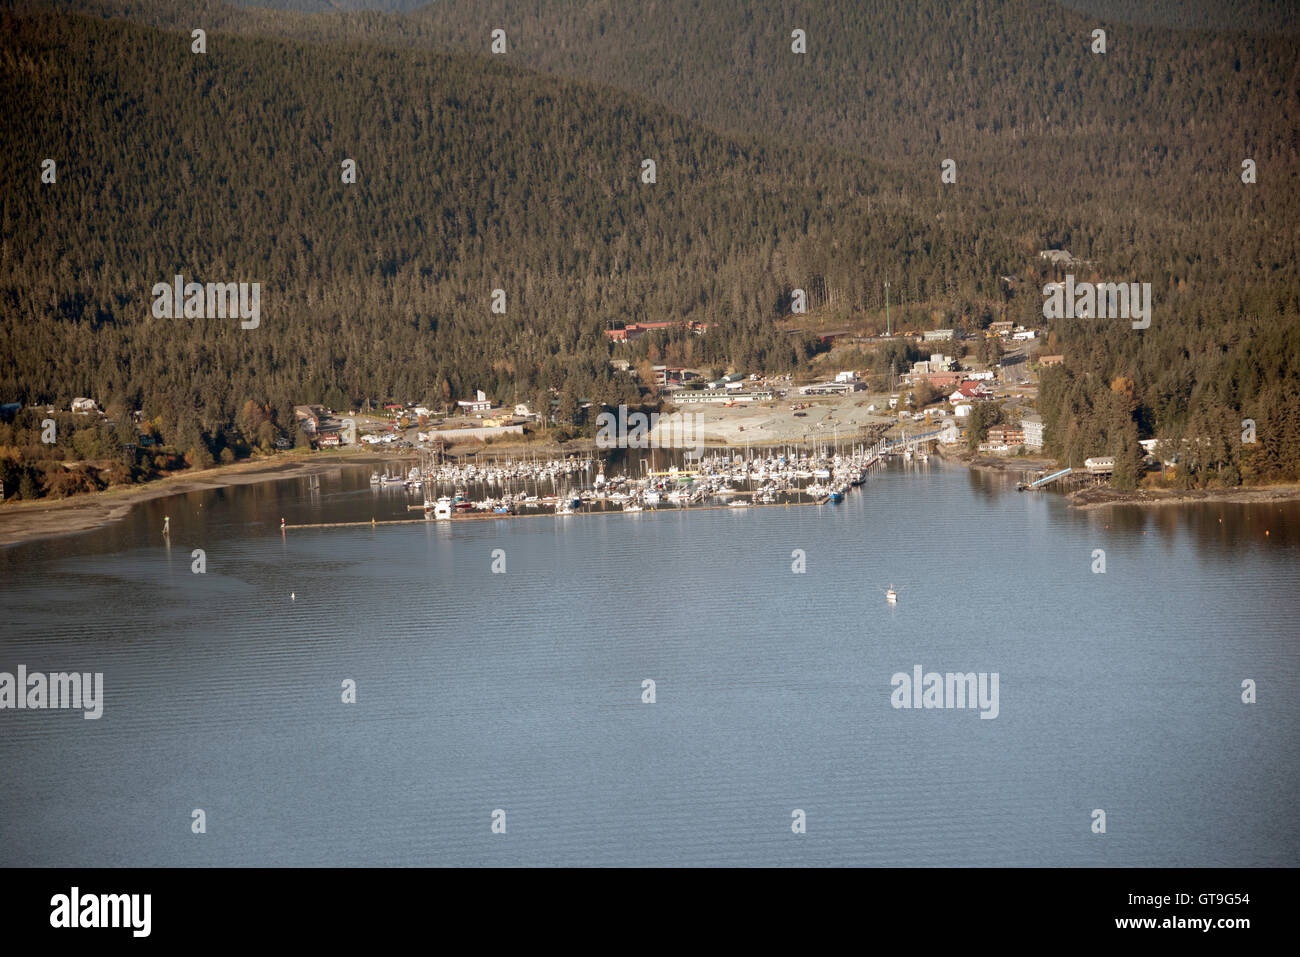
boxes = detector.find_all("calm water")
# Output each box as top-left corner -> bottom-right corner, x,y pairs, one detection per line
2,460 -> 1297,866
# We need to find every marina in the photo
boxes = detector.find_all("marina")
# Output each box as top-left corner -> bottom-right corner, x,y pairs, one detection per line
323,431 -> 946,527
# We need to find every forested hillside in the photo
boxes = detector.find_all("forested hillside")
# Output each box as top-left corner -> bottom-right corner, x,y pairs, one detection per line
2,11 -> 966,439
4,0 -> 1300,490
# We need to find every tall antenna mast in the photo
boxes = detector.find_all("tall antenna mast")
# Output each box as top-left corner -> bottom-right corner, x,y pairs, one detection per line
885,275 -> 891,337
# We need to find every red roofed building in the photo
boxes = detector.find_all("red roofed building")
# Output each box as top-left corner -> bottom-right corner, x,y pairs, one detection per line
949,382 -> 992,404
606,320 -> 710,343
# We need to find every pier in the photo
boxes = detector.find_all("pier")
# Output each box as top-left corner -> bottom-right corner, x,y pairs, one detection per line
283,494 -> 832,531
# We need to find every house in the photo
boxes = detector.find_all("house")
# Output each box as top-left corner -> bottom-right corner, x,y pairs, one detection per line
1021,414 -> 1044,449
457,390 -> 492,413
989,321 -> 1015,336
294,404 -> 328,433
1084,457 -> 1115,475
921,371 -> 963,389
987,427 -> 1025,447
911,360 -> 931,375
1038,355 -> 1064,367
964,370 -> 995,381
835,371 -> 858,383
1039,249 -> 1074,265
71,397 -> 98,414
949,383 -> 991,404
514,404 -> 533,418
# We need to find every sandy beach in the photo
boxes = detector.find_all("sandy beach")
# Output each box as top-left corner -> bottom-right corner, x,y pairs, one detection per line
0,451 -> 402,548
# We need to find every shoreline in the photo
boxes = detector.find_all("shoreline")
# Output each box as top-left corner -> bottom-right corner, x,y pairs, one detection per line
0,451 -> 399,548
6,439 -> 1298,549
937,444 -> 1300,508
0,421 -> 888,548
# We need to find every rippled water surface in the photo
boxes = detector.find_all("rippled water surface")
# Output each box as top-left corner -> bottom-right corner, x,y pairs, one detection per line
2,461 -> 1297,865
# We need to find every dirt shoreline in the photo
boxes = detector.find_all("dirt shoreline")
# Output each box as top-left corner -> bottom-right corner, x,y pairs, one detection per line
0,451 -> 400,548
1067,484 -> 1300,510
935,444 -> 1300,508
7,435 -> 1298,548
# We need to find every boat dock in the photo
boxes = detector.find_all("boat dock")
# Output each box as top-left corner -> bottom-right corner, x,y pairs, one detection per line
283,494 -> 832,531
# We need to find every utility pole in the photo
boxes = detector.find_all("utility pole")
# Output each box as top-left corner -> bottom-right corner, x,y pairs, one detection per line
885,276 -> 891,337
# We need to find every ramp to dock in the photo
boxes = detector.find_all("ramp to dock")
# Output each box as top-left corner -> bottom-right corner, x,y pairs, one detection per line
1027,466 -> 1073,489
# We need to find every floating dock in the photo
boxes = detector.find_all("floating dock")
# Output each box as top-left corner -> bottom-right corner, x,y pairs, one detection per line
283,495 -> 832,531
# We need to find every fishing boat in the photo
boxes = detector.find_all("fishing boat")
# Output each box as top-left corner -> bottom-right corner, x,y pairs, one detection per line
829,485 -> 846,502
369,472 -> 381,486
433,497 -> 452,519
886,585 -> 898,603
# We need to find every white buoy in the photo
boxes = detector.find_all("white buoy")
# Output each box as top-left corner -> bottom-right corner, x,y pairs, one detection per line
290,592 -> 295,601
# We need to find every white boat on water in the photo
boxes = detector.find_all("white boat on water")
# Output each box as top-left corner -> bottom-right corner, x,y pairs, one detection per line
432,497 -> 452,519
644,490 -> 661,505
728,499 -> 750,508
885,584 -> 898,603
369,472 -> 381,485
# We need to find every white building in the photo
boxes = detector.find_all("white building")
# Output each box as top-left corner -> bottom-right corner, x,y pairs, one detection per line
1021,414 -> 1044,449
835,371 -> 858,383
71,397 -> 97,414
457,390 -> 492,413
